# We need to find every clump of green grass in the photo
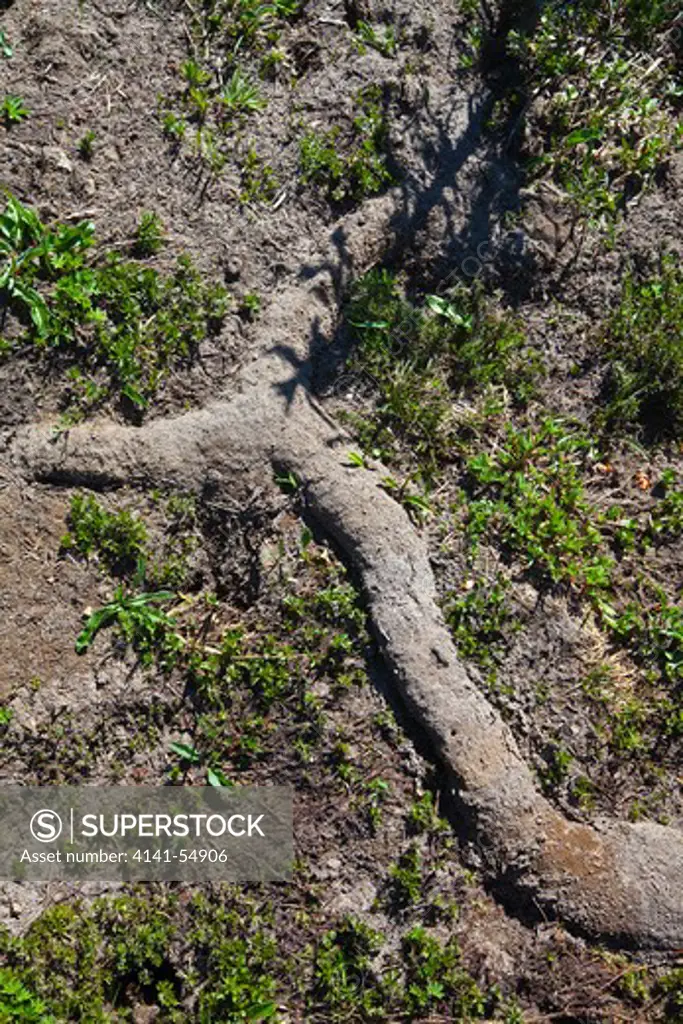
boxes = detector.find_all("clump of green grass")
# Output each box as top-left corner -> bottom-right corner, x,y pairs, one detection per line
341,268 -> 540,466
465,419 -> 613,597
599,255 -> 683,439
220,68 -> 267,116
444,575 -> 519,683
300,86 -> 395,204
485,0 -> 683,223
0,194 -> 228,417
312,917 -> 386,1016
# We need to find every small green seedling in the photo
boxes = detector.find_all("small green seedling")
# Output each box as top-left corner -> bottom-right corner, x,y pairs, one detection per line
426,293 -> 473,329
239,291 -> 261,318
356,20 -> 397,57
207,766 -> 233,787
346,451 -> 366,468
220,69 -> 266,116
132,211 -> 165,257
78,130 -> 96,160
1,95 -> 29,124
275,470 -> 300,494
0,31 -> 13,58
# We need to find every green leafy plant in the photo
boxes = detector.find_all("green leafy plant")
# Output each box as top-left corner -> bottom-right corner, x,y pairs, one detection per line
658,967 -> 683,1019
407,792 -> 446,835
358,777 -> 391,831
312,917 -> 385,1017
0,193 -> 229,416
401,927 -> 485,1017
445,575 -> 518,679
77,129 -> 96,160
169,740 -> 201,764
386,845 -> 423,909
300,86 -> 395,204
0,193 -> 92,335
356,20 -> 398,57
599,255 -> 683,439
0,31 -> 13,59
220,69 -> 267,116
131,211 -> 165,257
538,743 -> 573,794
61,493 -> 149,577
0,968 -> 56,1023
239,147 -> 278,204
181,58 -> 211,90
0,895 -> 182,1020
1,94 -> 29,125
75,585 -> 177,661
239,291 -> 262,318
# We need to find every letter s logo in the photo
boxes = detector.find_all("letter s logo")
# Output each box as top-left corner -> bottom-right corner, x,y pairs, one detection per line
30,809 -> 63,843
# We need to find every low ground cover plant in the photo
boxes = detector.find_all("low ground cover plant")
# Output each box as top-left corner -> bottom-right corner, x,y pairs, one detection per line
599,254 -> 683,439
0,194 -> 228,418
160,0 -> 298,180
469,0 -> 683,224
341,267 -> 540,466
299,86 -> 395,204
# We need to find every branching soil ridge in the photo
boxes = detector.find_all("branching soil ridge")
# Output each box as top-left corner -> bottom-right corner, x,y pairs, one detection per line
10,193 -> 683,952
